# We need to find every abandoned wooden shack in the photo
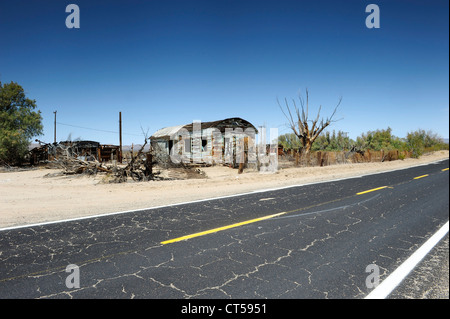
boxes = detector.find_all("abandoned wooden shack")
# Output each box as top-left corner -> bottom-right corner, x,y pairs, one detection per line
29,140 -> 121,164
150,117 -> 258,166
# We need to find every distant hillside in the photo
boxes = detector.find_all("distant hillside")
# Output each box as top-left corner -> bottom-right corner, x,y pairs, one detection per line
122,144 -> 151,152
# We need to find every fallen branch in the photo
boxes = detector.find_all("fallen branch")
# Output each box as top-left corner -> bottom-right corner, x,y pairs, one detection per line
55,155 -> 110,175
110,137 -> 154,182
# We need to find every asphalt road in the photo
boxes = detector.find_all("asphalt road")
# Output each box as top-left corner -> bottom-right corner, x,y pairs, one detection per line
0,159 -> 448,300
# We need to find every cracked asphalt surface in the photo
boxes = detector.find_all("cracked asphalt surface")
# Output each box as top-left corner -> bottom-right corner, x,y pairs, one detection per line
0,159 -> 448,299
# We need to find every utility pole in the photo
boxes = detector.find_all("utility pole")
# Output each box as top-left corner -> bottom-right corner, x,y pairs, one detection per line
53,111 -> 57,144
119,111 -> 123,163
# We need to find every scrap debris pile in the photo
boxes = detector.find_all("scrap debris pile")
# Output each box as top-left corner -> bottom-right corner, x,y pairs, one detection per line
31,139 -> 204,183
52,139 -> 154,182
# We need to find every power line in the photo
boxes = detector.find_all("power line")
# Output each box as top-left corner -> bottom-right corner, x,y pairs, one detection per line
56,122 -> 143,137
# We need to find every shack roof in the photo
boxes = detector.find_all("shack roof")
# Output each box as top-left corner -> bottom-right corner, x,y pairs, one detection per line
150,124 -> 186,139
150,117 -> 258,139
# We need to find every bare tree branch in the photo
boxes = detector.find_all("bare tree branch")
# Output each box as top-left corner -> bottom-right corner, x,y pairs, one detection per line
278,89 -> 343,154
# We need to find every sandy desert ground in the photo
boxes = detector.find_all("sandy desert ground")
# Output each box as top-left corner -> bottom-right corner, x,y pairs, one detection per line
0,150 -> 448,229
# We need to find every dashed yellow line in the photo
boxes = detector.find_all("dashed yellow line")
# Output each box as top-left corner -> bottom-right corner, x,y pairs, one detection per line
161,212 -> 287,245
160,167 -> 448,244
356,186 -> 389,195
442,168 -> 449,172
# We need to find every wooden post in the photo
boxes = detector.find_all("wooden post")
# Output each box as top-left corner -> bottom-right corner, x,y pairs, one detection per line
53,110 -> 57,144
238,162 -> 244,174
119,112 -> 123,163
318,151 -> 325,167
145,153 -> 153,177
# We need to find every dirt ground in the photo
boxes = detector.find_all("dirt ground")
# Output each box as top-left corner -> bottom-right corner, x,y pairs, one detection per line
0,150 -> 448,229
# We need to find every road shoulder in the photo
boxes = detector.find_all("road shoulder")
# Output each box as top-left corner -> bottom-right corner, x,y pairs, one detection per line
388,234 -> 449,299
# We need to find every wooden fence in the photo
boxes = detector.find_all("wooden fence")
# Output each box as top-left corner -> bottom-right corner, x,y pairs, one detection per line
278,149 -> 413,168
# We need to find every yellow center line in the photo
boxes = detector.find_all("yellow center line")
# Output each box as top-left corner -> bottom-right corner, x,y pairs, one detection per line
160,166 -> 445,245
161,212 -> 287,245
442,168 -> 449,172
164,186 -> 391,245
356,186 -> 389,195
413,174 -> 429,179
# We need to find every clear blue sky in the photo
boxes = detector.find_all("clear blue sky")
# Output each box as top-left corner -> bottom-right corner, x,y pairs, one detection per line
1,0 -> 448,145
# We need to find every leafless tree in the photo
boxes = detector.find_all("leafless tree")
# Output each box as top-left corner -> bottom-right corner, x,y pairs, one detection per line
278,89 -> 342,155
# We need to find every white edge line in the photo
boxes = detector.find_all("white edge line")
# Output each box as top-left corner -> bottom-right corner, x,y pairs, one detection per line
365,221 -> 449,299
0,158 -> 448,232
